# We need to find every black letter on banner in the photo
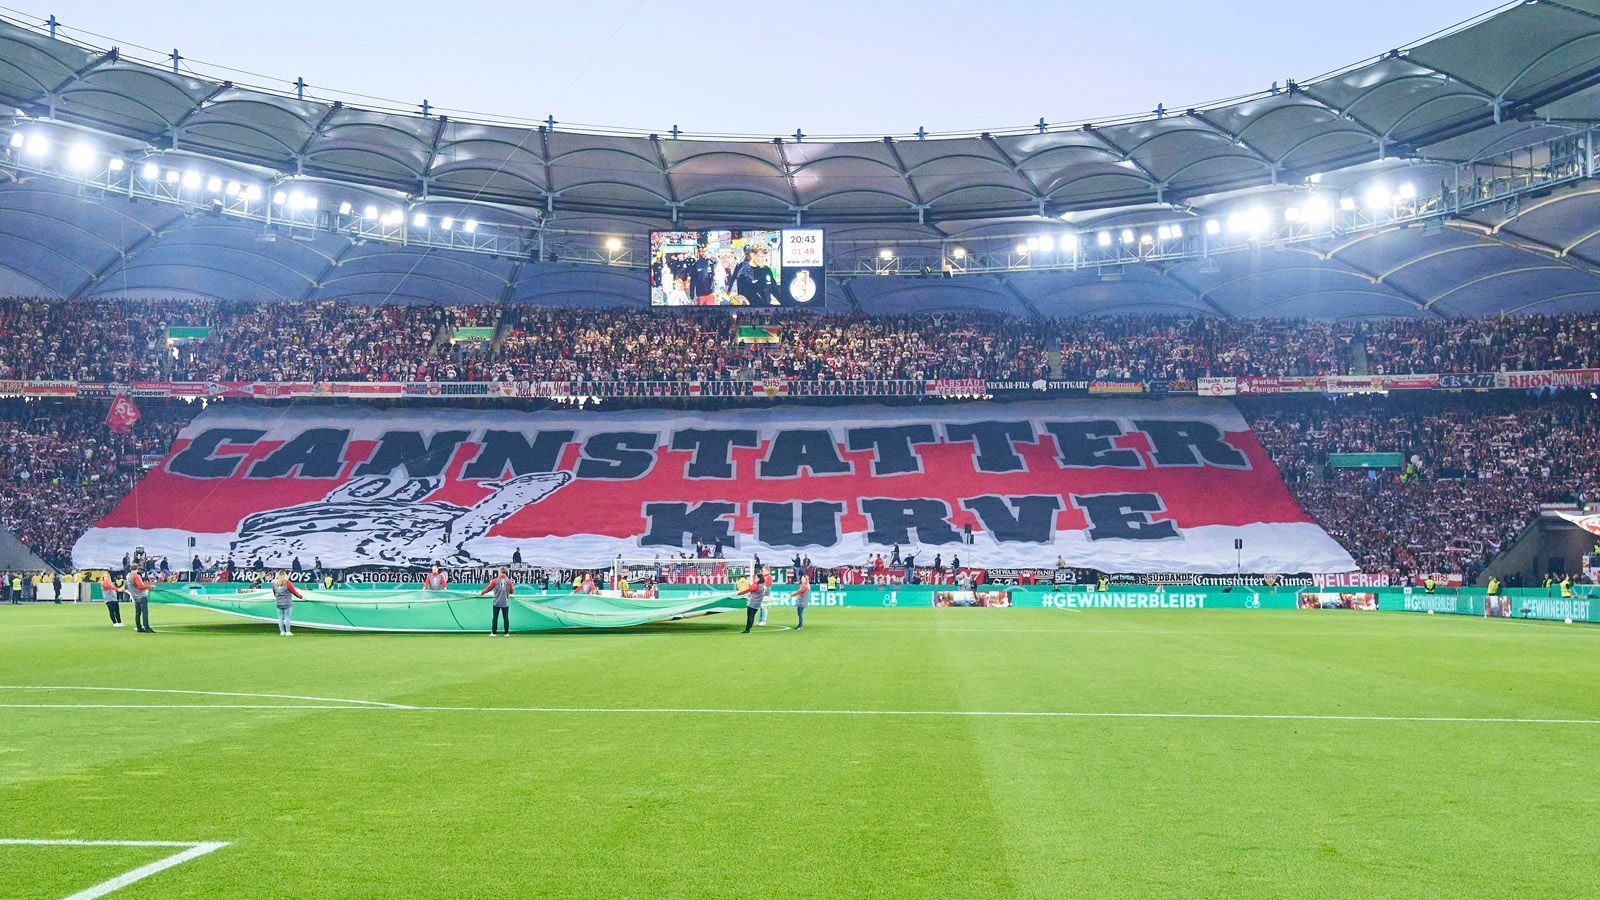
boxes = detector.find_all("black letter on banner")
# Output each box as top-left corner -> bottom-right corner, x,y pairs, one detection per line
1044,420 -> 1142,468
845,425 -> 937,476
759,429 -> 851,478
670,429 -> 759,479
1071,493 -> 1179,541
462,430 -> 574,480
942,421 -> 1033,473
354,430 -> 470,478
641,502 -> 736,548
750,501 -> 845,547
859,498 -> 962,545
247,428 -> 350,479
961,495 -> 1063,543
1133,420 -> 1248,468
167,428 -> 265,478
576,432 -> 657,480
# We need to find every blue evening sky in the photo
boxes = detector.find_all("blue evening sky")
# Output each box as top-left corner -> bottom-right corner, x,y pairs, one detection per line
32,0 -> 1491,136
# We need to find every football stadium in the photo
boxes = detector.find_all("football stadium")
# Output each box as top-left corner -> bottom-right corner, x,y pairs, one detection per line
4,1 -> 1600,895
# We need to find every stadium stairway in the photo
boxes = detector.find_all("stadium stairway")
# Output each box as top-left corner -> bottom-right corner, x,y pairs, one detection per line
1347,337 -> 1370,376
1482,512 -> 1598,587
0,525 -> 51,571
490,315 -> 507,355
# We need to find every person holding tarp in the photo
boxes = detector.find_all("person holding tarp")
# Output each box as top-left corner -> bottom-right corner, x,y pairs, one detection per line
739,565 -> 769,634
272,572 -> 304,636
422,565 -> 449,591
791,571 -> 810,630
99,571 -> 123,627
479,570 -> 515,636
128,567 -> 156,633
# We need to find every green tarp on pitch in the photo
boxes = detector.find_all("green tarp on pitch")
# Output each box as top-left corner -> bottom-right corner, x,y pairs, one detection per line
150,585 -> 745,632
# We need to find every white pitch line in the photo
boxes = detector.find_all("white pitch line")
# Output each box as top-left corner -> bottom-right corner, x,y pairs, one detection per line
0,839 -> 229,899
0,832 -> 212,839
0,704 -> 387,710
66,842 -> 230,899
1,702 -> 1597,726
0,686 -> 414,709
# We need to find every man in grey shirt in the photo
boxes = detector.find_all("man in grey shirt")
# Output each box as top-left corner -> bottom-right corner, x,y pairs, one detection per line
478,570 -> 515,635
739,564 -> 769,634
127,568 -> 155,633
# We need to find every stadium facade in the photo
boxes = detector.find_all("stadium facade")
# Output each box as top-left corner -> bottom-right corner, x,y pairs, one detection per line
6,11 -> 1600,896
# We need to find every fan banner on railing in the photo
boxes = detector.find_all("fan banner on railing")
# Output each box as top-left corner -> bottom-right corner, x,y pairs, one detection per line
72,400 -> 1355,573
1557,511 -> 1600,538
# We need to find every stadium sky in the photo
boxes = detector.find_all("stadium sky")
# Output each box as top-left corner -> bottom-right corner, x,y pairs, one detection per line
33,0 -> 1487,136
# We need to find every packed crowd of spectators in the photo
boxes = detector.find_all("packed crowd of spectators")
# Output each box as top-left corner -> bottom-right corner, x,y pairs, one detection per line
9,297 -> 1600,387
1355,315 -> 1600,374
0,298 -> 182,382
496,310 -> 1051,382
0,399 -> 193,567
169,302 -> 452,383
1248,394 -> 1600,582
1058,316 -> 1343,380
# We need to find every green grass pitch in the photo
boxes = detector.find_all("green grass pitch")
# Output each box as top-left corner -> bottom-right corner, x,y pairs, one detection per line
3,603 -> 1599,897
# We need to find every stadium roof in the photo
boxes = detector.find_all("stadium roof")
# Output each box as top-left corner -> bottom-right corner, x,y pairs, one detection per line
2,1 -> 1600,317
7,2 -> 1600,223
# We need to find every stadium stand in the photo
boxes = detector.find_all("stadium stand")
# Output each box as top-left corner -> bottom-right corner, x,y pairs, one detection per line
1353,316 -> 1600,375
1249,393 -> 1600,583
0,297 -> 174,382
4,314 -> 1599,582
169,302 -> 448,383
0,398 -> 190,567
13,298 -> 1600,386
496,309 -> 1052,382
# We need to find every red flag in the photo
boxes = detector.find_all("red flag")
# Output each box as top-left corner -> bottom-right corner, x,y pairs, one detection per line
106,393 -> 141,435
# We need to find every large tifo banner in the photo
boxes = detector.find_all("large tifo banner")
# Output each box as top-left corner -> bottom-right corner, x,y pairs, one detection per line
73,400 -> 1355,573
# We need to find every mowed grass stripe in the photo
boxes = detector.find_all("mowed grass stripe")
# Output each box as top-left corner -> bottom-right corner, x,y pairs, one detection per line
6,700 -> 1600,726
